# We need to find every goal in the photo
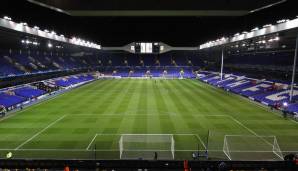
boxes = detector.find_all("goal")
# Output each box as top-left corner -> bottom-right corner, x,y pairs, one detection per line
223,135 -> 283,161
119,134 -> 175,160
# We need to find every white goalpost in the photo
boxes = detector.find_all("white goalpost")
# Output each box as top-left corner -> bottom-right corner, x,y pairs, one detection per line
223,135 -> 283,161
119,134 -> 175,160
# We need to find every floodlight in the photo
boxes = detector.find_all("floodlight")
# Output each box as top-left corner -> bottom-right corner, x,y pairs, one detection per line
160,45 -> 164,51
277,19 -> 289,24
44,29 -> 49,33
48,43 -> 53,48
274,36 -> 280,41
251,27 -> 259,31
3,16 -> 12,21
263,24 -> 272,28
283,102 -> 288,107
21,22 -> 28,26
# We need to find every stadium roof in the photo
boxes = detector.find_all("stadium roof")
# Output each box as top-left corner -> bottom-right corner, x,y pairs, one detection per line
27,0 -> 286,17
1,0 -> 297,47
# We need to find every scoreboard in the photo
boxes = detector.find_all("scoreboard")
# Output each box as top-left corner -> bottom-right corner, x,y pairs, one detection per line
134,42 -> 161,54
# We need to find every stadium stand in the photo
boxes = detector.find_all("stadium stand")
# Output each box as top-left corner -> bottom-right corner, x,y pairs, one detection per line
196,71 -> 298,117
0,73 -> 95,111
0,92 -> 26,108
14,87 -> 46,99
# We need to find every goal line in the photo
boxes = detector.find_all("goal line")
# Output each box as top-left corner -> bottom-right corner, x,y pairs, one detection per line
85,133 -> 206,159
223,134 -> 284,161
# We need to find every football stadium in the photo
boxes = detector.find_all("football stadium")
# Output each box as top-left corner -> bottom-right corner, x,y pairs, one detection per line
0,0 -> 298,170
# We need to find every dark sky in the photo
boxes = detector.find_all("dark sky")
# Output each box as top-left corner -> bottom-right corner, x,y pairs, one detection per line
0,0 -> 297,47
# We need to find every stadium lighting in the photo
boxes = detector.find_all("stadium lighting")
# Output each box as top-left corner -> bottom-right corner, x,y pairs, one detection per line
44,29 -> 49,33
160,45 -> 164,51
277,19 -> 289,24
251,27 -> 259,31
234,33 -> 240,36
263,24 -> 272,28
283,102 -> 288,107
3,16 -> 12,21
20,22 -> 28,26
274,36 -> 280,41
60,34 -> 64,37
33,26 -> 40,30
242,31 -> 248,34
48,43 -> 53,48
69,36 -> 101,49
51,31 -> 56,35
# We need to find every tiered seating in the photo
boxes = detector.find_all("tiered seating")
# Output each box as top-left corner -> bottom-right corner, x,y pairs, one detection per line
0,53 -> 101,77
14,87 -> 46,99
197,70 -> 298,115
103,67 -> 195,78
225,79 -> 253,91
286,103 -> 298,114
54,74 -> 94,87
240,82 -> 273,97
0,73 -> 95,110
216,76 -> 237,87
253,88 -> 298,106
201,73 -> 218,82
0,93 -> 26,108
0,56 -> 23,77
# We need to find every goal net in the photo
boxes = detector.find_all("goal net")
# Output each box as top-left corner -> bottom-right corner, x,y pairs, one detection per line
119,134 -> 175,160
223,135 -> 283,161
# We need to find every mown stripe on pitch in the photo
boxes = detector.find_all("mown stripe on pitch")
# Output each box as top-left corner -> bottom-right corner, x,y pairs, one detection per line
152,80 -> 174,133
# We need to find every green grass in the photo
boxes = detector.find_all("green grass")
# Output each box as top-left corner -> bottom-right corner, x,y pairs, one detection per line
0,79 -> 297,160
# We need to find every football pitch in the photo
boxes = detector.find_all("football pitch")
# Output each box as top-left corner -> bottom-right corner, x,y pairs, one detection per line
0,79 -> 297,160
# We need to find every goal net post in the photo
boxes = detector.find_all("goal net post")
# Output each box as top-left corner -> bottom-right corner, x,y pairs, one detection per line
119,134 -> 175,160
223,135 -> 283,161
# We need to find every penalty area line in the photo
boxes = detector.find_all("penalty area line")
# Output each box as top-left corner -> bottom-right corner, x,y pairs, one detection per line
14,115 -> 67,150
86,134 -> 98,150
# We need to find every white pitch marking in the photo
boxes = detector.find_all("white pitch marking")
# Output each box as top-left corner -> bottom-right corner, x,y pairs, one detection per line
0,148 -> 296,153
14,115 -> 67,150
194,134 -> 207,149
198,79 -> 298,124
227,115 -> 275,147
86,134 -> 98,150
